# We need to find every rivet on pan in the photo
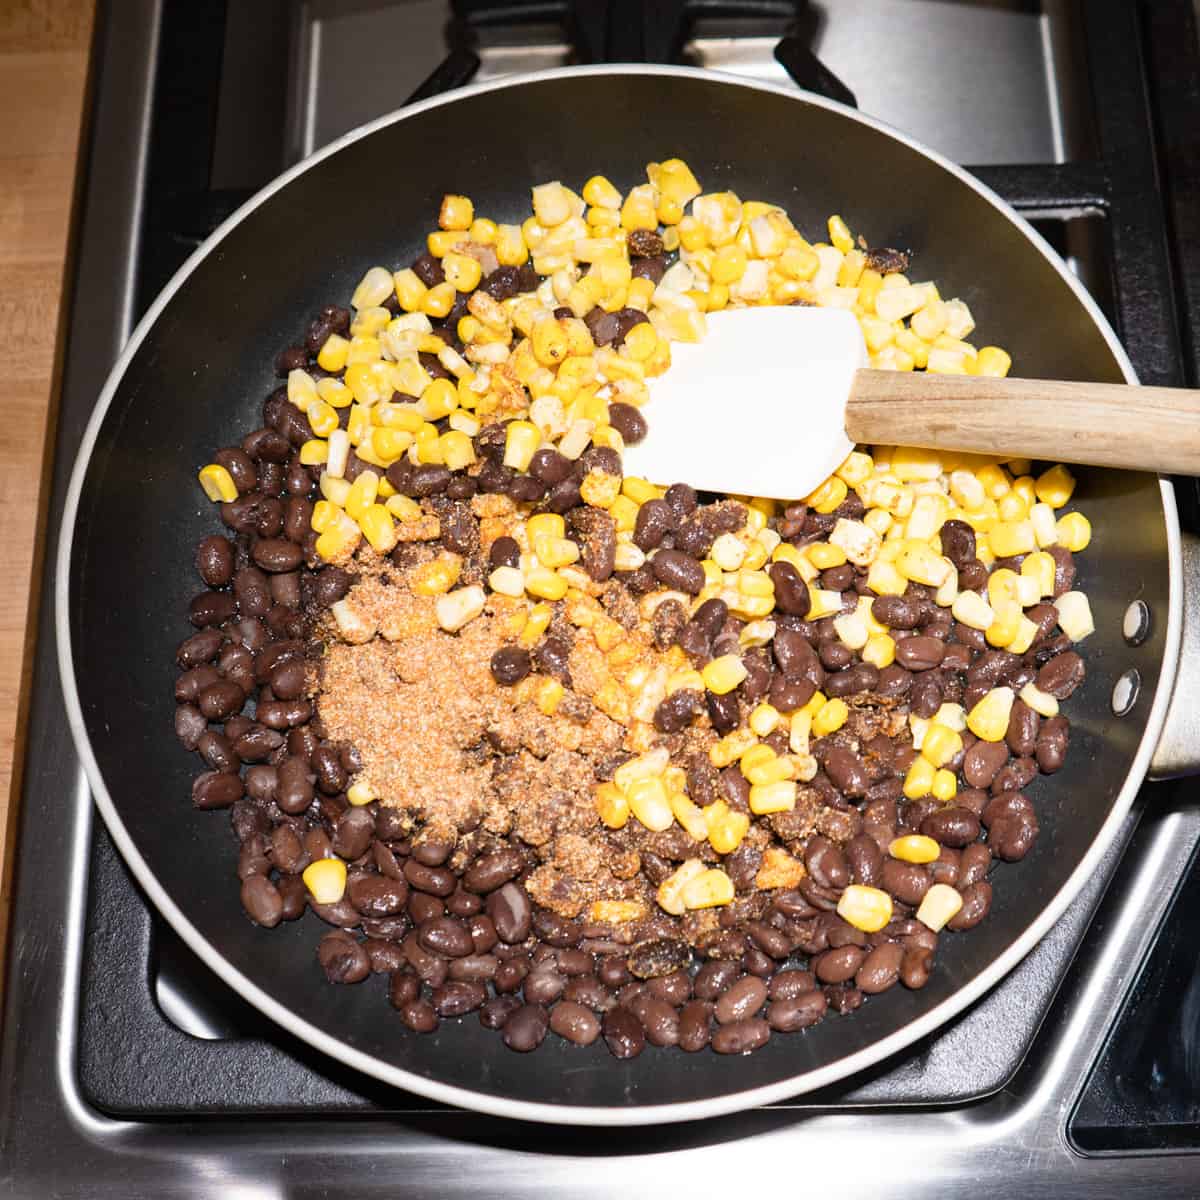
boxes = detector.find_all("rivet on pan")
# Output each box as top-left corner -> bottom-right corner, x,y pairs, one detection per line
1111,669 -> 1141,717
1122,600 -> 1151,646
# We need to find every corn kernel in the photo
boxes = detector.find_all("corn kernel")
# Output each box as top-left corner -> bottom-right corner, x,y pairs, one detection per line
889,834 -> 941,864
670,793 -> 709,841
807,541 -> 848,570
746,779 -> 797,815
198,463 -> 238,503
898,541 -> 953,587
657,859 -> 707,915
525,566 -> 568,601
1030,502 -> 1059,548
533,535 -> 580,569
346,777 -> 377,807
812,697 -> 849,736
319,473 -> 351,507
707,807 -> 750,855
1020,681 -> 1060,718
837,885 -> 893,933
411,555 -> 462,596
827,214 -> 854,254
920,723 -> 963,768
807,475 -> 849,514
745,753 -> 794,789
862,633 -> 896,669
903,756 -> 936,799
967,686 -> 1016,742
436,584 -> 486,633
351,266 -> 394,310
302,858 -> 347,905
702,654 -> 748,695
438,193 -> 473,231
627,776 -> 674,832
681,867 -> 735,911
988,519 -> 1036,558
1056,511 -> 1092,552
536,676 -> 564,716
1035,464 -> 1076,508
975,346 -> 1012,377
709,728 -> 758,768
358,503 -> 396,553
986,602 -> 1022,648
832,610 -> 869,651
948,588 -> 994,631
1056,590 -> 1095,641
931,768 -> 958,803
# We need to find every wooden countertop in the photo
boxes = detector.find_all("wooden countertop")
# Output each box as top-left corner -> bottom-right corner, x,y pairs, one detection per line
0,1 -> 96,983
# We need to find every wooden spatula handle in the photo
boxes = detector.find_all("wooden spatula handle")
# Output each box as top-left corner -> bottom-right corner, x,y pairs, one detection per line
845,369 -> 1200,474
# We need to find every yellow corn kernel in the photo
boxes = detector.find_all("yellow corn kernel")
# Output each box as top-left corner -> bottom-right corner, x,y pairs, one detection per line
297,439 -> 327,467
492,223 -> 526,267
807,542 -> 848,571
498,420 -> 538,472
903,756 -> 936,800
198,463 -> 237,503
837,885 -> 893,933
626,775 -> 674,833
385,494 -> 422,523
344,775 -> 377,807
1035,464 -> 1076,508
930,768 -> 957,803
967,686 -> 1016,742
1056,511 -> 1092,552
702,654 -> 748,696
973,345 -> 1012,377
523,566 -> 568,601
704,806 -> 749,855
680,867 -> 735,911
987,567 -> 1020,608
866,558 -> 907,596
343,470 -> 379,521
1021,551 -> 1056,598
747,779 -> 797,815
745,754 -> 794,790
859,633 -> 894,670
1056,590 -> 1095,641
890,834 -> 942,865
319,473 -> 351,506
438,193 -> 473,231
710,243 -> 748,285
580,174 -> 620,209
390,268 -> 428,313
409,555 -> 461,597
985,602 -> 1022,648
533,535 -> 580,569
666,793 -> 707,842
657,860 -> 707,916
310,499 -> 340,533
812,697 -> 849,737
827,214 -> 854,253
521,513 -> 563,542
595,782 -> 633,830
806,475 -> 849,514
357,503 -> 395,554
535,676 -> 564,716
709,728 -> 758,769
438,430 -> 475,471
897,541 -> 952,587
988,519 -> 1035,558
749,703 -> 781,737
302,858 -> 347,905
436,584 -> 486,633
920,723 -> 963,769
419,281 -> 455,319
311,332 -> 348,373
442,251 -> 482,293
804,587 -> 843,620
1006,615 -> 1039,655
1020,681 -> 1060,718
997,490 -> 1030,523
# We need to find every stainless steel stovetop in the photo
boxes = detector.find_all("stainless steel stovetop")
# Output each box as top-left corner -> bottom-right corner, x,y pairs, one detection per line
3,2 -> 1200,1195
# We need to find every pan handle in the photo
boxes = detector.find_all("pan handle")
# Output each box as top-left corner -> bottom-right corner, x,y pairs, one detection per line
1149,531 -> 1200,779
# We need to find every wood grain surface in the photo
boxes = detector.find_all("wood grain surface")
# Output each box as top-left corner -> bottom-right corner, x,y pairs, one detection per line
846,369 -> 1200,474
0,0 -> 95,989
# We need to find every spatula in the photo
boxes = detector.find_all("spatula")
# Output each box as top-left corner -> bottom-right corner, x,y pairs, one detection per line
619,306 -> 1200,499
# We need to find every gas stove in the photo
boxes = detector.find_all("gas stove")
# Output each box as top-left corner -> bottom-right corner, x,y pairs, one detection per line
4,2 -> 1200,1194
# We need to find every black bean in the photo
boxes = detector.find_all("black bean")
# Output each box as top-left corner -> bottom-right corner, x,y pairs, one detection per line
1036,715 -> 1070,773
706,690 -> 741,735
769,561 -> 810,615
488,881 -> 532,943
602,1007 -> 645,1059
652,687 -> 703,734
503,1004 -> 549,1052
633,499 -> 673,551
880,859 -> 931,906
963,740 -> 1008,788
449,953 -> 499,982
419,915 -> 474,958
174,703 -> 207,750
895,636 -> 946,671
489,645 -> 531,687
533,637 -> 571,685
192,770 -> 243,810
650,548 -> 705,594
402,859 -> 455,897
693,959 -> 741,1001
959,843 -> 992,887
823,747 -> 870,799
549,1000 -> 601,1045
347,874 -> 408,917
1036,652 -> 1085,699
488,535 -> 521,569
992,755 -> 1038,794
317,932 -> 369,984
239,875 -> 283,927
712,1018 -> 770,1054
948,880 -> 992,930
714,976 -> 768,1024
921,807 -> 981,847
275,755 -> 314,814
332,808 -> 374,860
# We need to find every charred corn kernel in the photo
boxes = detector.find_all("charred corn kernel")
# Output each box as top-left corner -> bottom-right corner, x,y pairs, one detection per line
438,193 -> 473,230
890,834 -> 941,864
920,723 -> 963,768
931,769 -> 958,802
439,430 -> 476,470
524,566 -> 568,601
1020,681 -> 1060,718
351,266 -> 393,310
627,776 -> 674,833
198,463 -> 238,502
837,885 -> 893,934
302,858 -> 347,905
385,493 -> 422,521
812,697 -> 849,736
988,519 -> 1035,558
533,535 -> 579,569
807,541 -> 848,569
594,782 -> 629,830
1031,502 -> 1059,548
657,859 -> 706,915
807,475 -> 849,514
860,632 -> 895,670
1056,590 -> 1095,641
535,677 -> 564,716
411,555 -> 462,596
903,756 -> 936,799
680,867 -> 735,911
747,780 -> 796,815
436,584 -> 486,633
898,541 -> 952,587
709,728 -> 758,768
344,470 -> 379,520
1021,551 -> 1056,597
1056,511 -> 1091,552
670,793 -> 709,841
501,420 -> 540,472
916,882 -> 964,932
1035,464 -> 1076,508
967,686 -> 1015,742
442,251 -> 482,293
358,504 -> 396,553
319,472 -> 351,506
315,333 -> 349,372
702,654 -> 748,695
495,223 -> 528,266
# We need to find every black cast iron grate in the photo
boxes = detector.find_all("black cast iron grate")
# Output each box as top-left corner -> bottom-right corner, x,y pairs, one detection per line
103,0 -> 1200,1116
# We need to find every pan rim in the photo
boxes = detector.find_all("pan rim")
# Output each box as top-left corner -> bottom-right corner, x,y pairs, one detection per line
55,62 -> 1182,1127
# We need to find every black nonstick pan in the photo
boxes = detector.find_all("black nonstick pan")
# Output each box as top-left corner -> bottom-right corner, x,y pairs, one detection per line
57,67 -> 1188,1125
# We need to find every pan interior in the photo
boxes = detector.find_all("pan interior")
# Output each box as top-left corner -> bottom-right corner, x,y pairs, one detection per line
67,71 -> 1168,1113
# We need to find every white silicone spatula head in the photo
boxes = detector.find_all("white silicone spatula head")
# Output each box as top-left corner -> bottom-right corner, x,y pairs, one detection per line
620,306 -> 866,500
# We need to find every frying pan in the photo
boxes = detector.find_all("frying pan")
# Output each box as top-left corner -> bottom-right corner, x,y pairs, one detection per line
56,66 -> 1194,1125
